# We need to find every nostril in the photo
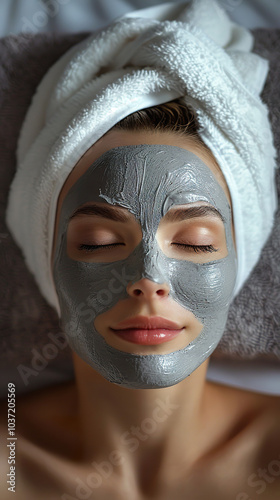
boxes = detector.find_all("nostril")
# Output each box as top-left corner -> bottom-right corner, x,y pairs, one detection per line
127,278 -> 170,298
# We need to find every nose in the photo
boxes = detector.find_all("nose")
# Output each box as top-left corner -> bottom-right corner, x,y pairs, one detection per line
126,278 -> 170,299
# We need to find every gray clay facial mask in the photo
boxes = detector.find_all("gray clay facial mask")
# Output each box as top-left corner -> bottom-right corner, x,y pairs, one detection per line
53,145 -> 237,389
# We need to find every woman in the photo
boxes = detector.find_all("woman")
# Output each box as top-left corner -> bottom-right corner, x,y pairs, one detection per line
2,101 -> 280,500
2,1 -> 280,499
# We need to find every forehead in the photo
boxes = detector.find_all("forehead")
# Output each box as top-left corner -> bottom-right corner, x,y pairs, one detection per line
57,130 -> 230,208
58,145 -> 231,244
71,145 -> 222,201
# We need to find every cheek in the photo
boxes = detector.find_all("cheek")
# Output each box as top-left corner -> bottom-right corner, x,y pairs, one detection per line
169,257 -> 236,320
54,242 -> 139,324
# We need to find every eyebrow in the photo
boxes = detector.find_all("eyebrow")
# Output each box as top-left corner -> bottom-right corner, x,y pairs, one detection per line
69,203 -> 224,224
69,203 -> 132,223
163,205 -> 225,223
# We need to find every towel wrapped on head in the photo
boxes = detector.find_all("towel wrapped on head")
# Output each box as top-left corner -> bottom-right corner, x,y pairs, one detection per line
6,0 -> 277,319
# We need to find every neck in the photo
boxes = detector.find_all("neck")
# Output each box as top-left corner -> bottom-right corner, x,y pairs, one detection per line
72,354 -> 214,489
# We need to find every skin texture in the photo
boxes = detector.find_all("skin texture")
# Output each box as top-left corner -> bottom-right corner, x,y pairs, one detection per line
1,131 -> 279,500
52,142 -> 237,388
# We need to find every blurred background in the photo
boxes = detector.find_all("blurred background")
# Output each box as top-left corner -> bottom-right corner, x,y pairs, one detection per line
1,0 -> 280,37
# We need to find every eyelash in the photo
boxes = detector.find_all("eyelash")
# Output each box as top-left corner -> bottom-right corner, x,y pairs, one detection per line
78,243 -> 218,253
79,243 -> 124,252
172,243 -> 218,253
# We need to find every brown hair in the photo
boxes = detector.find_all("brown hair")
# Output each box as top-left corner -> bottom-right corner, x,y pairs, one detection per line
112,99 -> 214,161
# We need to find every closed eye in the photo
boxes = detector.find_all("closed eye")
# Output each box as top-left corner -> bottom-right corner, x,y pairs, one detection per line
79,243 -> 218,254
78,243 -> 125,252
172,243 -> 218,253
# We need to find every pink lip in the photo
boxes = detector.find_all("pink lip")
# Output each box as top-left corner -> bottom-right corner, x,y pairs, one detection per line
110,316 -> 184,345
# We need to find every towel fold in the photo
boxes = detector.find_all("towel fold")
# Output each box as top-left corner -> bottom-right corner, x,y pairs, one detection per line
6,0 -> 277,316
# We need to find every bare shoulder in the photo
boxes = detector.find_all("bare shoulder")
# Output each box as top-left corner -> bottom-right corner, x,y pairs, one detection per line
251,393 -> 280,459
209,379 -> 280,412
205,381 -> 280,464
0,381 -> 80,500
1,380 -> 79,457
239,397 -> 280,500
16,381 -> 79,451
198,383 -> 280,500
206,380 -> 280,447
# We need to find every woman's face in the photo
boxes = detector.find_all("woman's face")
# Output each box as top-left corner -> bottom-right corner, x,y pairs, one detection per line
52,130 -> 237,389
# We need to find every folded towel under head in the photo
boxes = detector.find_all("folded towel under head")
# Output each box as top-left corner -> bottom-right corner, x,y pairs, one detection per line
6,0 -> 277,319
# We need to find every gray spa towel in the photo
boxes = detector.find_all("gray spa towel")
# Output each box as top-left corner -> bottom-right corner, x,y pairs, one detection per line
0,30 -> 279,395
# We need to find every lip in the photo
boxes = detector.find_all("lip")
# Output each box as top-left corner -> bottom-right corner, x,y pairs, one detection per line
113,316 -> 182,330
110,316 -> 184,345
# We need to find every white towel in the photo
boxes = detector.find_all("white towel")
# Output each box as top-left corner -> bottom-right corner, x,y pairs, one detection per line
6,0 -> 277,316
